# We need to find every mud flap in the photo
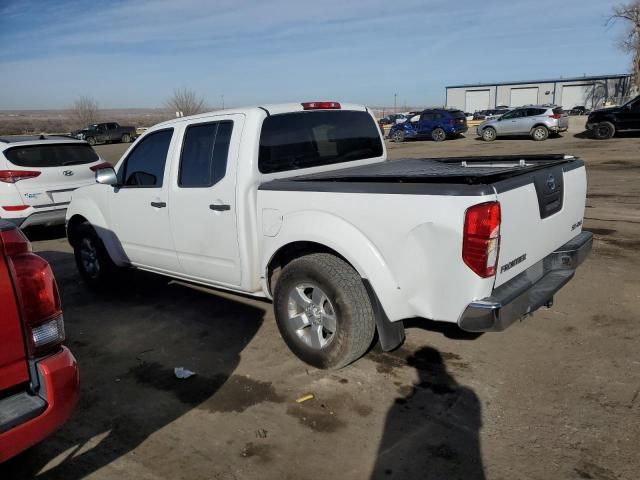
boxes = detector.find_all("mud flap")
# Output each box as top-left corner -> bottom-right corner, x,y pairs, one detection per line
363,279 -> 405,351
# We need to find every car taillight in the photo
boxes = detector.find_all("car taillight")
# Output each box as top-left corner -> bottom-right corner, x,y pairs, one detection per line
2,205 -> 29,211
463,202 -> 501,278
549,114 -> 562,119
0,170 -> 41,183
1,227 -> 64,357
90,162 -> 113,172
301,101 -> 341,110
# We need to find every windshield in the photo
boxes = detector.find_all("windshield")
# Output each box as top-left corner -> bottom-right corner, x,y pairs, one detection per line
258,110 -> 383,174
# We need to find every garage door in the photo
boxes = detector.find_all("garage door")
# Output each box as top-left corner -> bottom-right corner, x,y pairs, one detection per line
465,90 -> 490,113
561,84 -> 590,109
510,87 -> 538,107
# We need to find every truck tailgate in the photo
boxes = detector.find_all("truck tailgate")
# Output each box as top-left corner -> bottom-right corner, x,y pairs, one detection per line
494,161 -> 587,287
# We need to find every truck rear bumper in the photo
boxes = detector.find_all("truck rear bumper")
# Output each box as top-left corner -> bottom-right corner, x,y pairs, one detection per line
458,231 -> 593,332
0,347 -> 79,462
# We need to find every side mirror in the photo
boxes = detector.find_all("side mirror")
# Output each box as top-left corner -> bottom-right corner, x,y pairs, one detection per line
95,167 -> 118,186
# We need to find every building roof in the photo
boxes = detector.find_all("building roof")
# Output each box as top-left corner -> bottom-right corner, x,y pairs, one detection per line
446,74 -> 631,90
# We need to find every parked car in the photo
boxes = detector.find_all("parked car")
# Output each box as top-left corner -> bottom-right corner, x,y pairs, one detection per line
66,101 -> 592,369
389,108 -> 468,142
0,221 -> 79,462
0,135 -> 112,228
568,106 -> 589,116
378,114 -> 407,126
586,95 -> 640,139
473,108 -> 510,121
72,122 -> 137,146
477,105 -> 568,141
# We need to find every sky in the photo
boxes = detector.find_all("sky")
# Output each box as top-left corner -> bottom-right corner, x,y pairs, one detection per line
0,0 -> 631,110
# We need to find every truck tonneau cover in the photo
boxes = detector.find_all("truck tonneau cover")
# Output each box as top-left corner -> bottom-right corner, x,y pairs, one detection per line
260,154 -> 583,196
284,154 -> 578,184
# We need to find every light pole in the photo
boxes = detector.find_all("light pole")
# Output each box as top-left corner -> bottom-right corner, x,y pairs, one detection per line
221,95 -> 225,110
394,93 -> 397,113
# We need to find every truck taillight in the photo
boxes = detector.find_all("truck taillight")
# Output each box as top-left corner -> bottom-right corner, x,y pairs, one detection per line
463,202 -> 501,278
0,170 -> 41,183
90,162 -> 113,172
1,228 -> 64,357
301,101 -> 341,110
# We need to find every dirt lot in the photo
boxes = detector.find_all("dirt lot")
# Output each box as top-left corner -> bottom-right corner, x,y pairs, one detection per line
3,129 -> 640,480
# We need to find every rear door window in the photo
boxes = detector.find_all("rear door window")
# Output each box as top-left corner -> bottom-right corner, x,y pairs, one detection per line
179,121 -> 233,187
4,143 -> 99,168
259,110 -> 382,174
119,129 -> 173,187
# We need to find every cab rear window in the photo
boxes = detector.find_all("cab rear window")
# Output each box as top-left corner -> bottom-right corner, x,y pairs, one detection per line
259,110 -> 383,174
4,143 -> 98,168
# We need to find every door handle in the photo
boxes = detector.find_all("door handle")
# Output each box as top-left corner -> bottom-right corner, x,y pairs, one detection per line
209,204 -> 230,211
150,201 -> 166,208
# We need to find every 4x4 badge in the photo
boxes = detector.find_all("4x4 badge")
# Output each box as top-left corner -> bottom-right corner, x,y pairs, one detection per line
63,170 -> 74,176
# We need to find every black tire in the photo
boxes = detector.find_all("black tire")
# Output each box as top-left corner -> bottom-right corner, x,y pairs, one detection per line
531,125 -> 549,141
391,130 -> 404,143
71,223 -> 119,289
121,133 -> 131,143
273,253 -> 376,369
431,127 -> 446,142
481,127 -> 497,142
86,136 -> 96,146
592,121 -> 615,140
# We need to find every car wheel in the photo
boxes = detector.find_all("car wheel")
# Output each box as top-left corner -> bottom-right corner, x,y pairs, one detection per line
592,121 -> 615,140
121,133 -> 130,143
86,136 -> 96,146
431,127 -> 446,142
531,125 -> 549,141
72,223 -> 119,289
391,130 -> 404,143
273,253 -> 376,369
481,127 -> 497,142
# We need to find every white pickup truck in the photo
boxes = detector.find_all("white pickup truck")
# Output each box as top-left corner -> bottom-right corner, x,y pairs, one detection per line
66,101 -> 592,369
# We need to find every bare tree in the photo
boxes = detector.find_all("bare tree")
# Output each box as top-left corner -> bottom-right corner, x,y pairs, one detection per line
71,95 -> 100,127
164,87 -> 207,117
609,1 -> 640,92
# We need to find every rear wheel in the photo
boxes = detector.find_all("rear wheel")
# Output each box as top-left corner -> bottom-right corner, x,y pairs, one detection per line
481,127 -> 497,142
121,133 -> 131,143
273,253 -> 376,369
72,223 -> 120,289
85,136 -> 96,146
431,127 -> 446,142
531,125 -> 549,141
592,121 -> 615,140
391,130 -> 404,143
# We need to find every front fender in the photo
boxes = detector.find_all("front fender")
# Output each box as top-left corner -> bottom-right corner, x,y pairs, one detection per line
66,186 -> 129,266
261,210 -> 410,321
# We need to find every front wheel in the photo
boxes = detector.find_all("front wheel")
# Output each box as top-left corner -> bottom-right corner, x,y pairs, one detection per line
531,125 -> 549,141
273,253 -> 376,369
72,223 -> 120,289
592,121 -> 615,140
121,133 -> 131,143
391,130 -> 404,143
431,127 -> 446,142
85,136 -> 96,146
481,127 -> 497,142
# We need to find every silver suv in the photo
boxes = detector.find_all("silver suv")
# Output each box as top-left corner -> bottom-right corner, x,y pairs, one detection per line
477,105 -> 569,141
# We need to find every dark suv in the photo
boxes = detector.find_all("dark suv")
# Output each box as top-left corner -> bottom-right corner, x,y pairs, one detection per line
586,96 -> 640,139
389,109 -> 468,142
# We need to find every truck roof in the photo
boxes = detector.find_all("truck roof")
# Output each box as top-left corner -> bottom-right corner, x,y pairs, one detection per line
153,102 -> 369,128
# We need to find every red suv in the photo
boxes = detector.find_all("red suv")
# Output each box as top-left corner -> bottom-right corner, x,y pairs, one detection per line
0,221 -> 79,462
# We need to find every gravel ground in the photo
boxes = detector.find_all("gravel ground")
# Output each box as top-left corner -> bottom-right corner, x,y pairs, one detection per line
2,127 -> 639,480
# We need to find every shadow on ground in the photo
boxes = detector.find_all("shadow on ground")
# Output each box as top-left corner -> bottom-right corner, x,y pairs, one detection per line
1,252 -> 266,479
370,347 -> 485,479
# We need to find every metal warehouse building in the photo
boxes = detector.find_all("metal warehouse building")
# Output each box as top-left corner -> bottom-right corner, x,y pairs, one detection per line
446,74 -> 633,113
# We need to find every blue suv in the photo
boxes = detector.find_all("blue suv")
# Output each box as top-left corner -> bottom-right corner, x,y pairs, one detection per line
389,109 -> 468,142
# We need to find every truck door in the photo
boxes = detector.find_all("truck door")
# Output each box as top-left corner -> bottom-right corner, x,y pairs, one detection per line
617,98 -> 640,130
108,128 -> 181,273
169,114 -> 244,286
95,124 -> 107,143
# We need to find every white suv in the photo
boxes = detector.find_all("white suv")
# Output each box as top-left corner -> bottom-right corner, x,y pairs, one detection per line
0,135 -> 110,228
